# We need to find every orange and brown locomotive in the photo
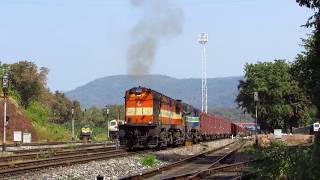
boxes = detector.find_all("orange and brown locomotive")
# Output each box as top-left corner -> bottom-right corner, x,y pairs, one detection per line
119,86 -> 248,149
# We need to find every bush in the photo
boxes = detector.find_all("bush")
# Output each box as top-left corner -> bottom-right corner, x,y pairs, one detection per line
25,101 -> 71,142
140,154 -> 159,167
249,140 -> 316,179
33,122 -> 71,142
91,127 -> 107,142
25,101 -> 49,125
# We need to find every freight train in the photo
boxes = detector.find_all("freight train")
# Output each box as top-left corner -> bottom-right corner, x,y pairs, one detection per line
118,87 -> 247,149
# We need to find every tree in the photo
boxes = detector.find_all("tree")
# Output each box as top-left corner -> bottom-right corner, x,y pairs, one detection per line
50,91 -> 73,124
82,106 -> 105,127
9,61 -> 49,107
236,60 -> 311,132
296,0 -> 320,28
72,100 -> 82,121
294,0 -> 320,112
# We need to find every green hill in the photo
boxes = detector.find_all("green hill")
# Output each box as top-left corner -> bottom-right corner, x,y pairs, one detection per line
66,75 -> 242,109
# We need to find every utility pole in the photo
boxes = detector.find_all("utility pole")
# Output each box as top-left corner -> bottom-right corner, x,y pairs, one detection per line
254,92 -> 259,145
105,106 -> 109,140
71,107 -> 74,141
198,33 -> 208,113
2,72 -> 9,151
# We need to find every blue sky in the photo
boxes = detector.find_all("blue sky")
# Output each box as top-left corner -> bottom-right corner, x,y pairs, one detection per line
0,0 -> 314,91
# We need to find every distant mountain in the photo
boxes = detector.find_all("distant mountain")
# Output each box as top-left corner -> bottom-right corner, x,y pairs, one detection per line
65,75 -> 243,109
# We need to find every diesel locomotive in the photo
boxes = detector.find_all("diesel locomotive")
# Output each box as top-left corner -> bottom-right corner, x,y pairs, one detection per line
119,86 -> 247,149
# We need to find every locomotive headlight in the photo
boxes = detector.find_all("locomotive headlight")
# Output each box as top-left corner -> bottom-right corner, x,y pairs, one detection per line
148,121 -> 152,125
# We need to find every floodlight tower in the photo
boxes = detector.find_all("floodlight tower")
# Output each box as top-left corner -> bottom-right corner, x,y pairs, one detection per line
198,33 -> 208,113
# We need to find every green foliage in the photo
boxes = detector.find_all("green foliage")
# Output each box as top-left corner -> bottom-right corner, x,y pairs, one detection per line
91,127 -> 107,142
9,61 -> 49,107
33,121 -> 71,142
104,104 -> 125,121
296,0 -> 320,28
36,149 -> 56,160
140,154 -> 159,167
236,60 -> 311,132
50,91 -> 73,124
25,101 -> 50,125
10,88 -> 22,106
25,101 -> 71,141
293,1 -> 320,117
248,140 -> 320,179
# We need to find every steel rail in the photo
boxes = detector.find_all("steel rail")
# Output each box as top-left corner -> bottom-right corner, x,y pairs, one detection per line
160,141 -> 246,180
0,146 -> 118,163
119,140 -> 240,180
0,149 -> 130,178
0,149 -> 125,170
8,142 -> 114,154
187,141 -> 246,179
189,161 -> 252,180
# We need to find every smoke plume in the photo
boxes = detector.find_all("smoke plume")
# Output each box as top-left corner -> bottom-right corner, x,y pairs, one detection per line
127,0 -> 184,75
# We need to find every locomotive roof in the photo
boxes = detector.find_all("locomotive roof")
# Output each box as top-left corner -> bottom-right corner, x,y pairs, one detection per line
127,86 -> 198,108
127,86 -> 177,100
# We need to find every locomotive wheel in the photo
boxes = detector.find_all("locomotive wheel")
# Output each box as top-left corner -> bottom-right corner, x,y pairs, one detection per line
159,131 -> 167,147
169,133 -> 173,146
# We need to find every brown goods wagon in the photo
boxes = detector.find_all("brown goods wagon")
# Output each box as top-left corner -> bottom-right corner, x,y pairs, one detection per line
231,123 -> 237,136
216,116 -> 232,135
200,113 -> 219,136
217,116 -> 227,134
225,119 -> 232,135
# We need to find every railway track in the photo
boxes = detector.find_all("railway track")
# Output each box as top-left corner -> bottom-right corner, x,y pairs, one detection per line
0,146 -> 128,178
8,142 -> 113,154
120,140 -> 247,180
191,161 -> 253,180
0,146 -> 117,163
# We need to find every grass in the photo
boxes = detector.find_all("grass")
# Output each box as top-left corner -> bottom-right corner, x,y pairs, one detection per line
25,101 -> 72,142
33,122 -> 71,142
91,127 -> 107,142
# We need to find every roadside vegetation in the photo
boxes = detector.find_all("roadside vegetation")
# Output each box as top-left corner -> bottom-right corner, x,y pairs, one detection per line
236,0 -> 320,178
243,139 -> 320,179
0,61 -> 124,142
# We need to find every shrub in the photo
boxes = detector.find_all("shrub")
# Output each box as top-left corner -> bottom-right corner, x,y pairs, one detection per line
36,149 -> 56,159
249,140 -> 316,179
25,101 -> 71,142
25,101 -> 49,125
91,127 -> 107,142
33,122 -> 71,142
140,154 -> 159,167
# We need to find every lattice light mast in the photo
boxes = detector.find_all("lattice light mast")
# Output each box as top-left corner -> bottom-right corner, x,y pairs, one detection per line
198,33 -> 208,113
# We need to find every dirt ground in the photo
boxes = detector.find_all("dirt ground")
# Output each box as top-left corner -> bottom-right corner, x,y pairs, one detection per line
258,134 -> 313,147
0,98 -> 37,143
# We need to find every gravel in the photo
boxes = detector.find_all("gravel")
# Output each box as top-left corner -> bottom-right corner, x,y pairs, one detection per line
6,139 -> 234,180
